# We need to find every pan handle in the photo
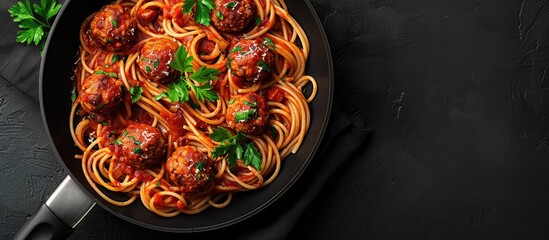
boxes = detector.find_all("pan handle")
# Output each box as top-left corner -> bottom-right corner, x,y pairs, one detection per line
13,175 -> 96,240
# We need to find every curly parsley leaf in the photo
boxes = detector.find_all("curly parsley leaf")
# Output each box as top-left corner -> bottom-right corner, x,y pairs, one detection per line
182,0 -> 215,26
9,0 -> 62,50
243,142 -> 262,170
166,77 -> 190,103
191,66 -> 220,83
169,45 -> 194,73
210,127 -> 262,170
191,83 -> 219,102
129,86 -> 143,103
160,45 -> 219,104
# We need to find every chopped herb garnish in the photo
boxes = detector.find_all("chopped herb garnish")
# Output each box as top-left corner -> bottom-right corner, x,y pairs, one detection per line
240,51 -> 247,55
258,61 -> 270,72
97,103 -> 106,109
230,46 -> 242,53
244,101 -> 257,107
111,19 -> 118,28
89,114 -> 95,120
153,94 -> 165,101
228,98 -> 235,104
112,138 -> 122,145
153,59 -> 160,69
145,65 -> 152,72
133,147 -> 142,154
141,57 -> 154,63
263,37 -> 275,49
195,161 -> 204,171
111,54 -> 119,63
71,87 -> 77,103
94,70 -> 118,78
129,86 -> 143,103
210,127 -> 262,170
127,135 -> 142,145
225,1 -> 236,9
98,121 -> 109,126
216,10 -> 224,20
234,109 -> 258,122
122,130 -> 129,137
156,181 -> 161,187
255,17 -> 261,26
226,56 -> 232,69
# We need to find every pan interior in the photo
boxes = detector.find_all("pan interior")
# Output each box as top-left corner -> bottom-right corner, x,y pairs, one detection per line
40,0 -> 332,232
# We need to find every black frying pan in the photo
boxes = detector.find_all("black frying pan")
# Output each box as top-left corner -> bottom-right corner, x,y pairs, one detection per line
15,0 -> 332,238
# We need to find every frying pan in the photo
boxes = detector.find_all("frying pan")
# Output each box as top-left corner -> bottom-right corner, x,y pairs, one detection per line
14,0 -> 333,238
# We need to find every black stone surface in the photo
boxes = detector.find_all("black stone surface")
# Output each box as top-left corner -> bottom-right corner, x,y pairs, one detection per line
3,0 -> 549,239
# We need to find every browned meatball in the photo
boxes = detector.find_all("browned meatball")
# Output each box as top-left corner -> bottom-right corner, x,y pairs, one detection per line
226,93 -> 269,135
166,146 -> 214,193
117,123 -> 166,169
228,38 -> 274,82
211,0 -> 256,32
138,38 -> 180,83
90,4 -> 136,52
80,66 -> 123,114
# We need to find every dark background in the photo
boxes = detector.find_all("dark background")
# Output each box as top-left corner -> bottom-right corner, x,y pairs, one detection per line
3,0 -> 549,239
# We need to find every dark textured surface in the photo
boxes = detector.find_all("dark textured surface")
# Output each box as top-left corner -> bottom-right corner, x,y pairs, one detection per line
3,0 -> 549,239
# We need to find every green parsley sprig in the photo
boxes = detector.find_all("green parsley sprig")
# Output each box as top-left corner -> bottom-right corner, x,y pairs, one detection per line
183,0 -> 215,26
129,86 -> 143,103
210,127 -> 262,170
8,0 -> 62,52
156,45 -> 220,104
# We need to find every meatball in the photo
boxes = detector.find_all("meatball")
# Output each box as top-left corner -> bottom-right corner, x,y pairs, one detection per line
138,38 -> 180,83
211,0 -> 256,32
117,123 -> 166,169
228,38 -> 274,82
226,92 -> 269,135
80,66 -> 123,114
166,146 -> 214,193
90,4 -> 136,52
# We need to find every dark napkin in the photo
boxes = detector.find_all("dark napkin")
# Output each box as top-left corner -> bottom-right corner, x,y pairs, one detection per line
0,0 -> 370,239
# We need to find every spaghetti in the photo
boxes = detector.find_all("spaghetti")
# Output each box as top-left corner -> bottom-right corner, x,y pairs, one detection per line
70,0 -> 317,216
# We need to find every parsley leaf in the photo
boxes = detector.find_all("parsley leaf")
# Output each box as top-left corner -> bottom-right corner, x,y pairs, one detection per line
244,142 -> 262,170
195,161 -> 204,171
216,10 -> 224,20
183,0 -> 215,26
94,70 -> 118,78
160,45 -> 219,104
263,37 -> 275,49
190,66 -> 220,83
234,109 -> 258,122
169,45 -> 194,73
129,86 -> 143,103
210,127 -> 262,170
165,77 -> 190,103
230,46 -> 242,53
225,1 -> 237,9
8,0 -> 62,51
191,83 -> 219,102
258,61 -> 270,72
